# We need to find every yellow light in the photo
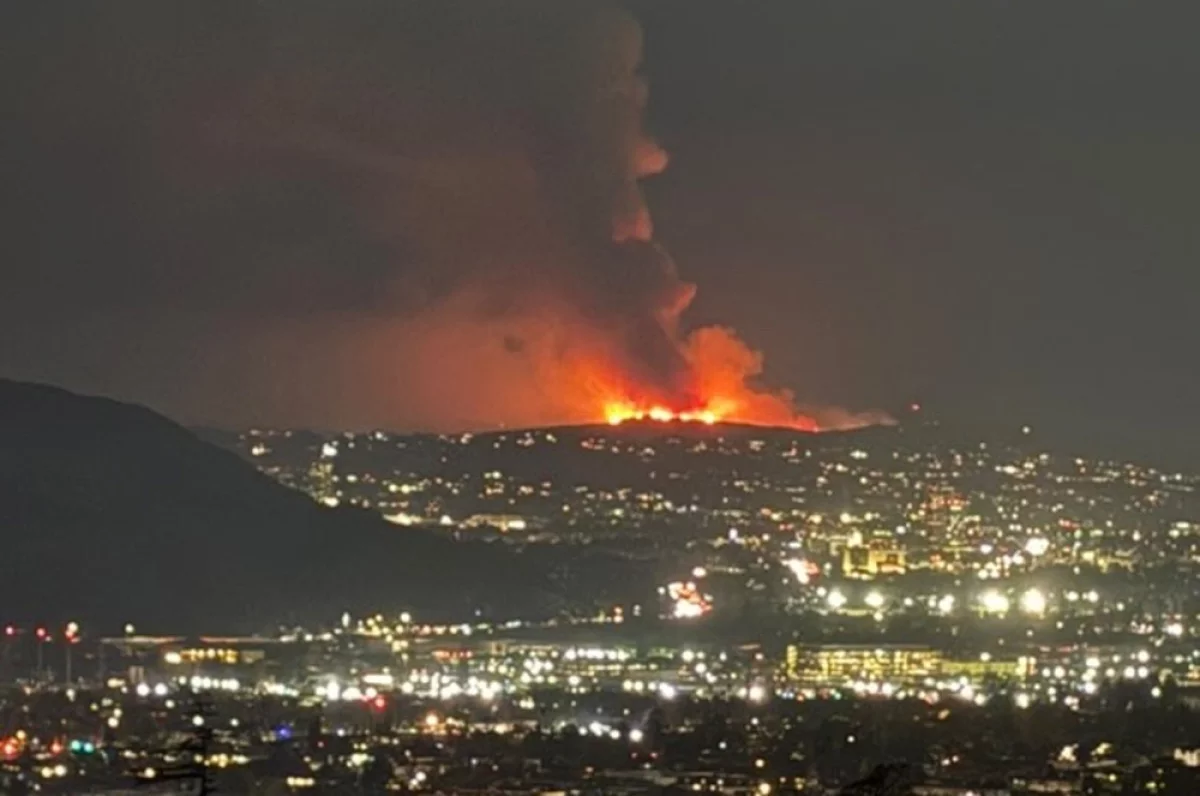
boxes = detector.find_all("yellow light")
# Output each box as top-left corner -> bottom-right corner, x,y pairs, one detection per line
784,558 -> 810,584
1019,588 -> 1047,616
1024,537 -> 1050,557
979,589 -> 1010,614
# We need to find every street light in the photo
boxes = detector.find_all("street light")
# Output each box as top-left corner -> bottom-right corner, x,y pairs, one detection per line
978,590 -> 1010,615
64,622 -> 80,684
34,627 -> 50,679
1019,588 -> 1047,617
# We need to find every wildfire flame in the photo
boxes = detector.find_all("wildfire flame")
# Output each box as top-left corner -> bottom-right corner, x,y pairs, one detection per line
585,325 -> 823,431
603,401 -> 720,426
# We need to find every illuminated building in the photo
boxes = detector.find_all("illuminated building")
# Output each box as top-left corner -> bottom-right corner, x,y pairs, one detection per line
169,645 -> 266,666
940,655 -> 1031,680
100,635 -> 284,676
460,514 -> 531,532
784,644 -> 941,684
841,543 -> 906,578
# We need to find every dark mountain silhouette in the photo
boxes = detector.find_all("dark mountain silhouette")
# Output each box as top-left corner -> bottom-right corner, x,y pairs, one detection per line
839,762 -> 916,794
0,379 -> 586,632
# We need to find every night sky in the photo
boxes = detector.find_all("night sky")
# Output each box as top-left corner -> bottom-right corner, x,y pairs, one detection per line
2,3 -> 1197,462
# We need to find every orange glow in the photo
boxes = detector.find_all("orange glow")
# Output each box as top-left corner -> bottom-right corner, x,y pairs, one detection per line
587,325 -> 822,431
605,402 -> 721,426
359,278 -> 884,433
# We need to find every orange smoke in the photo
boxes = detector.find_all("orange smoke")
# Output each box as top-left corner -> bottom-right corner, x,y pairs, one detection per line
216,6 -> 888,436
365,8 -> 888,436
558,14 -> 828,432
567,321 -> 820,431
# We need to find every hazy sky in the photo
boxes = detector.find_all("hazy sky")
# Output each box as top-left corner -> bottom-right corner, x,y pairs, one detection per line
2,2 -> 1197,461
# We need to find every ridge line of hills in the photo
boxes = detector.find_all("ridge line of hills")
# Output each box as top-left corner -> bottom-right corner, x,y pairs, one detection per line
0,379 -> 629,633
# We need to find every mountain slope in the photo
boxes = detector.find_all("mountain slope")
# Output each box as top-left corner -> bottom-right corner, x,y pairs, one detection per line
0,379 -> 571,632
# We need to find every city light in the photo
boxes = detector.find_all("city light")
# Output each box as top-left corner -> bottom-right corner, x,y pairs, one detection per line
1024,537 -> 1050,557
978,590 -> 1010,615
667,580 -> 712,619
1019,587 -> 1047,616
5,356 -> 1194,793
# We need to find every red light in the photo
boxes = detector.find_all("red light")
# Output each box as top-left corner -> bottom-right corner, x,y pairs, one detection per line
50,740 -> 63,755
910,402 -> 922,412
35,627 -> 47,640
372,696 -> 386,711
3,626 -> 13,637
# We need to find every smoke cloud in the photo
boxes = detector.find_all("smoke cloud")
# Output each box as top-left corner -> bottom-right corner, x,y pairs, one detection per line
0,1 -> 884,431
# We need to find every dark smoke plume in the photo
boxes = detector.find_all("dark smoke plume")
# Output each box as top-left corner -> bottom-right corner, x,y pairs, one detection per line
0,1 -> 882,430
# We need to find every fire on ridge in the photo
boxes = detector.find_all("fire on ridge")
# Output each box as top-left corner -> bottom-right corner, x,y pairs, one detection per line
604,401 -> 720,426
600,395 -> 819,431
